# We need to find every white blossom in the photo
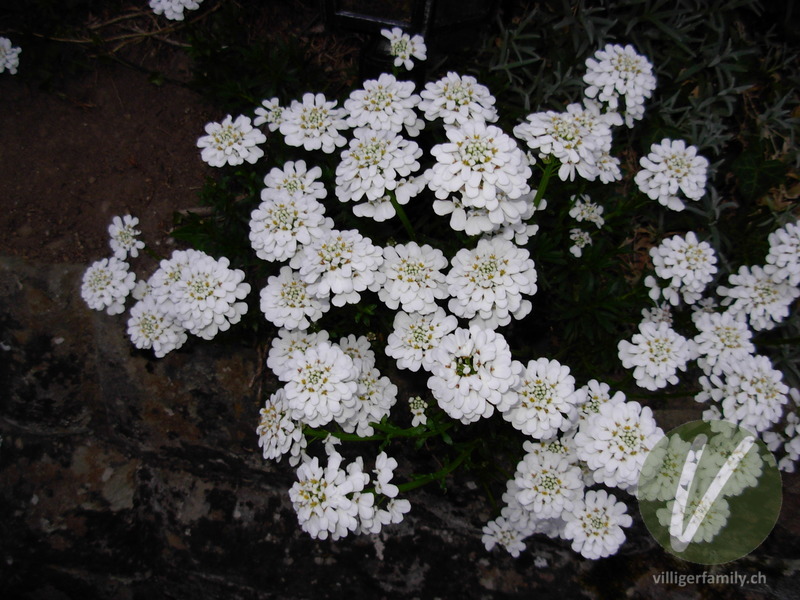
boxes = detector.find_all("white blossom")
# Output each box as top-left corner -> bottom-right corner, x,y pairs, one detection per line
257,388 -> 306,466
262,160 -> 327,201
503,358 -> 580,439
253,97 -> 284,132
259,266 -> 330,330
197,114 -> 266,167
419,72 -> 498,125
563,490 -> 633,559
381,27 -> 427,71
765,220 -> 800,286
290,229 -> 385,307
249,191 -> 333,263
408,396 -> 428,427
617,321 -> 692,391
717,264 -> 800,331
345,73 -> 424,136
634,138 -> 708,211
568,228 -> 592,258
126,296 -> 187,357
692,311 -> 755,376
446,236 -> 537,329
266,328 -> 329,377
338,366 -> 398,437
574,400 -> 664,491
426,326 -> 520,424
81,257 -> 136,315
583,43 -> 656,127
385,307 -> 458,372
568,195 -> 604,228
645,231 -> 717,306
149,0 -> 202,21
379,242 -> 448,315
0,37 -> 21,74
108,214 -> 145,260
279,92 -> 348,153
279,341 -> 360,427
335,127 -> 422,203
514,450 -> 585,519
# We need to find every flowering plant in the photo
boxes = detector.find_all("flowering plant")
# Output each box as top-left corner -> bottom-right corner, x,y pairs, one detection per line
81,25 -> 799,562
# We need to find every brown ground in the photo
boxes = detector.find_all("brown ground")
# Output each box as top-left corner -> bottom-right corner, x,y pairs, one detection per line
0,0 -> 360,266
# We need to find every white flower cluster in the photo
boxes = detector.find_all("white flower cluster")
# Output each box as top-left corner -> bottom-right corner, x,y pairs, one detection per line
513,101 -> 620,182
381,27 -> 427,71
149,0 -> 203,20
0,37 -> 21,75
82,217 -> 249,357
197,114 -> 266,167
634,138 -> 709,211
644,231 -> 717,306
583,44 -> 657,127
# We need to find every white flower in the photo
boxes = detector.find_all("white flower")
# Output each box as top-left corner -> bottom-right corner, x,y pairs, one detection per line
656,496 -> 729,544
290,229 -> 384,307
149,0 -> 202,20
266,328 -> 329,377
289,450 -> 369,540
637,433 -> 693,502
563,490 -> 633,559
0,37 -> 21,75
379,242 -> 448,315
568,228 -> 592,258
696,433 -> 764,498
257,388 -> 306,466
350,175 -> 425,222
345,73 -> 424,136
645,231 -> 718,306
108,214 -> 145,260
253,97 -> 284,132
197,114 -> 266,167
373,452 -> 401,498
568,195 -> 604,228
765,220 -> 800,286
696,354 -> 789,433
249,191 -> 333,263
640,303 -> 673,325
381,27 -> 427,71
482,516 -> 531,558
408,396 -> 428,427
583,43 -> 656,127
279,92 -> 348,153
81,257 -> 136,315
513,102 -> 615,182
692,311 -> 755,376
503,358 -> 580,439
337,334 -> 376,375
617,321 -> 692,391
574,400 -> 664,491
446,237 -> 537,330
259,266 -> 330,330
574,379 -> 626,423
419,72 -> 498,125
385,307 -> 458,372
338,366 -> 398,436
279,341 -> 359,427
127,296 -> 187,357
634,138 -> 708,211
426,120 -> 531,209
717,264 -> 800,331
170,252 -> 250,340
426,326 -> 520,424
262,160 -> 327,201
596,150 -> 622,183
335,128 -> 422,203
514,450 -> 585,519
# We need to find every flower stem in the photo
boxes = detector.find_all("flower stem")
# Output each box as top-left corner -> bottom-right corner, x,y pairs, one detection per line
532,159 -> 557,210
396,441 -> 476,493
390,194 -> 417,241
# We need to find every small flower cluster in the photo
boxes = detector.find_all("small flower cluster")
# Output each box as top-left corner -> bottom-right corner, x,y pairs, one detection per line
149,0 -> 203,21
0,37 -> 21,75
81,215 -> 250,357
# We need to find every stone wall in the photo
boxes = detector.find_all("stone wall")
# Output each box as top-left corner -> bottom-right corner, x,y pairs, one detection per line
1,256 -> 798,599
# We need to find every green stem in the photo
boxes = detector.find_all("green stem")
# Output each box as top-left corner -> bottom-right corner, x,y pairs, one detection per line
390,194 -> 417,241
532,159 -> 557,210
396,442 -> 475,493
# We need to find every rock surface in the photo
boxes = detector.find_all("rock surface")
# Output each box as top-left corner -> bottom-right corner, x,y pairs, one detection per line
1,255 -> 799,599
